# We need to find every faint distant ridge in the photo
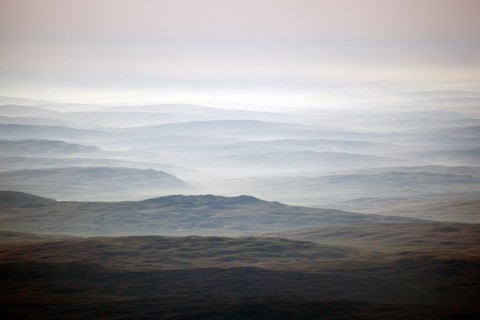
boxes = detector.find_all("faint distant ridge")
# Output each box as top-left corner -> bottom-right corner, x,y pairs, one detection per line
0,191 -> 56,207
443,125 -> 480,136
0,124 -> 124,142
0,96 -> 55,106
110,103 -> 225,114
0,139 -> 103,156
0,104 -> 59,117
132,119 -> 303,132
109,103 -> 291,118
0,167 -> 189,201
35,166 -> 186,186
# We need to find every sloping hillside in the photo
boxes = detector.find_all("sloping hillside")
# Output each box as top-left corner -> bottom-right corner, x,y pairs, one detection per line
1,232 -> 479,319
0,191 -> 56,207
0,192 -> 421,236
0,140 -> 103,156
0,168 -> 188,201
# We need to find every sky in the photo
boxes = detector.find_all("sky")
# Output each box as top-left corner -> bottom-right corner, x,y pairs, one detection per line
1,0 -> 479,109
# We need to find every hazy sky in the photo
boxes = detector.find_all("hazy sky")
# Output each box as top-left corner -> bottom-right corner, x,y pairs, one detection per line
1,0 -> 479,108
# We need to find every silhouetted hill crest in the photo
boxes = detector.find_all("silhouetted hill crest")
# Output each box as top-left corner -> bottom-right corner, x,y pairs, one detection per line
0,191 -> 56,208
0,190 -> 425,236
142,194 -> 269,207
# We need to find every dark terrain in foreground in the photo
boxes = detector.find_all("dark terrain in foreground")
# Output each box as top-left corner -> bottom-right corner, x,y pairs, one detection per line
1,192 -> 479,319
1,228 -> 479,319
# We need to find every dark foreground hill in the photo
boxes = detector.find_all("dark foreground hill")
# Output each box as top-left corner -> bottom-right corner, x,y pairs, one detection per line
1,191 -> 477,318
0,191 -> 422,236
0,191 -> 56,207
0,231 -> 479,319
271,222 -> 480,253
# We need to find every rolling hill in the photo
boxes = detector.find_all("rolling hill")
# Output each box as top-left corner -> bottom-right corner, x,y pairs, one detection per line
233,170 -> 480,207
0,116 -> 74,127
0,124 -> 128,143
0,235 -> 355,270
0,191 -> 56,207
0,156 -> 186,174
0,168 -> 188,201
327,192 -> 480,223
224,151 -> 408,170
0,230 -> 479,319
0,192 -> 421,236
0,140 -> 103,157
131,119 -> 306,136
270,222 -> 480,253
411,148 -> 480,165
0,104 -> 59,117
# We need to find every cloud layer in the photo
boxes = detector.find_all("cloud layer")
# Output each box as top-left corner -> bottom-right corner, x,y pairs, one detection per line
1,0 -> 479,105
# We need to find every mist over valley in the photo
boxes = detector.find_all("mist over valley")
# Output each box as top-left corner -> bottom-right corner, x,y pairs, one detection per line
2,0 -> 480,317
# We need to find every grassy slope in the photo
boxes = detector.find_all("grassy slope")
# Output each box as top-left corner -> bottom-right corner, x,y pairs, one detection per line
328,192 -> 480,223
0,167 -> 188,201
0,230 -> 479,319
270,222 -> 480,253
0,192 -> 421,236
0,192 -> 478,318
